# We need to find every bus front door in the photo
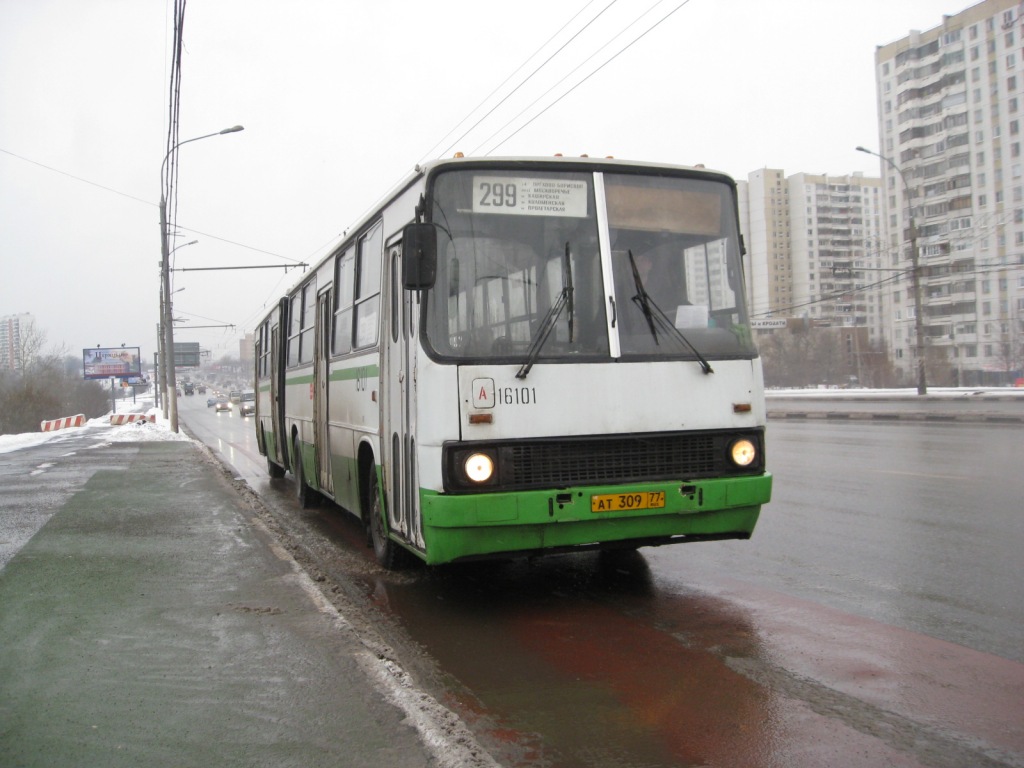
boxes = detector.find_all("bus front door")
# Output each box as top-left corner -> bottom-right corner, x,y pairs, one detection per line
383,239 -> 422,549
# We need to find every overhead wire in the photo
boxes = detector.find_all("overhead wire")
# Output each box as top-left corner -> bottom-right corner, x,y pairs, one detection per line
485,0 -> 695,155
0,146 -> 300,264
434,0 -> 622,160
473,0 -> 677,156
418,0 -> 602,164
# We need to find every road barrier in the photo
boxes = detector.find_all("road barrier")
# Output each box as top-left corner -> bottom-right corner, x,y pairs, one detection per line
109,413 -> 156,426
40,414 -> 86,432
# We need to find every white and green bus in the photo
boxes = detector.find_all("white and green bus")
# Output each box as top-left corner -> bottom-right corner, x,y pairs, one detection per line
255,156 -> 771,567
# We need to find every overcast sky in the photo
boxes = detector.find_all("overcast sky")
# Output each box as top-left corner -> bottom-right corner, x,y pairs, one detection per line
1,0 -> 961,363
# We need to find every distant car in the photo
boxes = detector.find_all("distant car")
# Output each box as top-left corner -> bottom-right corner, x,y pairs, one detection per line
207,396 -> 217,407
183,382 -> 195,395
214,397 -> 231,412
238,391 -> 256,417
197,385 -> 207,394
229,390 -> 242,404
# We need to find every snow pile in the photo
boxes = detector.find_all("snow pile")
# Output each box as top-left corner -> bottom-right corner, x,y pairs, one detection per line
102,413 -> 193,443
0,402 -> 191,454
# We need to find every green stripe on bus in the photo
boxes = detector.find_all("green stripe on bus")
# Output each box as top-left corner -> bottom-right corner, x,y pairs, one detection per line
284,365 -> 379,388
329,365 -> 380,382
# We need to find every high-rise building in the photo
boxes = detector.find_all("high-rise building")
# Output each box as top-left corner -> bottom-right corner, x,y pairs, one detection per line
873,0 -> 1024,385
239,332 -> 255,364
739,170 -> 884,335
0,313 -> 34,372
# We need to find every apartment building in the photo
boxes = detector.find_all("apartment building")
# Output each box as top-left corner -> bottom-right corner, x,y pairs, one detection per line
0,313 -> 33,372
874,0 -> 1024,385
739,171 -> 884,335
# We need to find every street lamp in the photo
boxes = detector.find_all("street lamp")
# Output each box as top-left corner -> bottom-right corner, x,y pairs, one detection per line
159,126 -> 244,432
856,145 -> 928,395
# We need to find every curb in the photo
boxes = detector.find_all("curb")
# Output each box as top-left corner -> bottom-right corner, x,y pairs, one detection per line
768,410 -> 1024,424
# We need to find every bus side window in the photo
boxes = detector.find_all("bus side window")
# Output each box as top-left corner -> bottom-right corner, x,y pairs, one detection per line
287,292 -> 302,367
299,283 -> 316,364
333,248 -> 355,355
355,222 -> 383,349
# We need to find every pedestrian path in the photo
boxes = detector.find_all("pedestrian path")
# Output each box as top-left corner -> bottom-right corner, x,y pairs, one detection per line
0,439 -> 446,767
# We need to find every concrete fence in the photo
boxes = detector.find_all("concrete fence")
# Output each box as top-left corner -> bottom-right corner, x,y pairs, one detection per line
109,413 -> 156,426
40,414 -> 86,432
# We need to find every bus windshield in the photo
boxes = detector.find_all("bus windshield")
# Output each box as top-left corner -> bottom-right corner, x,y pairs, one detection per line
423,167 -> 756,363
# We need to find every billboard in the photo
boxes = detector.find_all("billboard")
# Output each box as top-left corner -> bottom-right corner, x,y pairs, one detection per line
83,347 -> 142,380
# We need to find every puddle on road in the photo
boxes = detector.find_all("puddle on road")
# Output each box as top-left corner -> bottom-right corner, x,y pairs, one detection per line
368,552 -> 786,767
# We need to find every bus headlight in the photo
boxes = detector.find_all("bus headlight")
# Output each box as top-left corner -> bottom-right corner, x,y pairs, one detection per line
729,438 -> 757,468
464,452 -> 495,483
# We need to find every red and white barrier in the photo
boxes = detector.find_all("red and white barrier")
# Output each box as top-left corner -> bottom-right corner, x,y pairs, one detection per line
109,413 -> 156,426
40,414 -> 86,432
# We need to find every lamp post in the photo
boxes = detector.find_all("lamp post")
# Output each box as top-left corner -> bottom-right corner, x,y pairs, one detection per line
856,145 -> 928,395
159,126 -> 243,432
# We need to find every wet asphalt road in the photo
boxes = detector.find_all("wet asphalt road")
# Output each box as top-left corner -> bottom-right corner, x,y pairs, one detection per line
177,395 -> 1024,767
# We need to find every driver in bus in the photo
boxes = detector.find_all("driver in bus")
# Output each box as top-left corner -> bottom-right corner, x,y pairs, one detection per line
613,234 -> 688,336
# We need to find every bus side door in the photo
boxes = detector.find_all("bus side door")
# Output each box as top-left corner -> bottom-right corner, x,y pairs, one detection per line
270,321 -> 288,469
314,289 -> 333,496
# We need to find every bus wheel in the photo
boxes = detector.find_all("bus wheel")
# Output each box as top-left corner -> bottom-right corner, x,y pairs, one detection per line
292,438 -> 318,509
367,470 -> 403,569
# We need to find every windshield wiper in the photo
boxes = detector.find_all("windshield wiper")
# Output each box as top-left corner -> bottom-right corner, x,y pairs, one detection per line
627,250 -> 714,375
516,241 -> 574,379
628,250 -> 659,342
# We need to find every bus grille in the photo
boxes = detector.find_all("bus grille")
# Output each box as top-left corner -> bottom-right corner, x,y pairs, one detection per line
444,430 -> 763,492
509,433 -> 718,487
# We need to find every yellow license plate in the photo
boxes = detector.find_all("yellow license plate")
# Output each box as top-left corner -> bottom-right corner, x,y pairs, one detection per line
591,491 -> 666,513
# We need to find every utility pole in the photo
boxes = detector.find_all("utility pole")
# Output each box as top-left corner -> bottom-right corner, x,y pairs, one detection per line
857,146 -> 928,394
158,126 -> 244,432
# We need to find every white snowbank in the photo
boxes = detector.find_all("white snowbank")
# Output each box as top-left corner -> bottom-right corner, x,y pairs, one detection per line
0,397 -> 191,454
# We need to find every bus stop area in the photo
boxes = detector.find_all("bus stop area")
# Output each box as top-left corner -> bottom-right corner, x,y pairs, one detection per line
0,438 -> 463,768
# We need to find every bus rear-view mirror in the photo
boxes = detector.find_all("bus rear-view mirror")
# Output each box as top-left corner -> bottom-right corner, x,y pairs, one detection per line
402,223 -> 437,289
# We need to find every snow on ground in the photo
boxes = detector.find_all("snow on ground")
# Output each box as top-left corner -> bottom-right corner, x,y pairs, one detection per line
767,386 -> 1024,399
0,395 -> 191,455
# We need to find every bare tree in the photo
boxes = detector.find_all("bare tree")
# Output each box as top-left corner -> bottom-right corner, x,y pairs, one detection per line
0,322 -> 103,434
994,315 -> 1024,384
759,326 -> 860,388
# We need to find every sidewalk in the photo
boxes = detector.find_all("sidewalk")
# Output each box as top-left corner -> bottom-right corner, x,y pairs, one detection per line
766,388 -> 1024,424
0,438 -> 446,768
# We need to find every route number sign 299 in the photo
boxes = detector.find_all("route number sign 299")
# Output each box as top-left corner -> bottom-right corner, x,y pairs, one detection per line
473,176 -> 588,218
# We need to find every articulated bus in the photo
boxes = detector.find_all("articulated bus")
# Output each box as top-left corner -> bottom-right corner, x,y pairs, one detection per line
255,156 -> 772,567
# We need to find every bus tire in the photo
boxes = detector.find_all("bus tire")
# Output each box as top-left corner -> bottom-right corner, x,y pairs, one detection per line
292,437 -> 318,509
367,470 -> 403,569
